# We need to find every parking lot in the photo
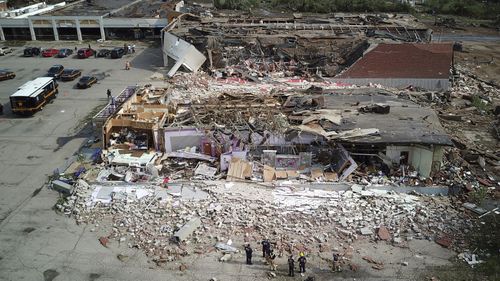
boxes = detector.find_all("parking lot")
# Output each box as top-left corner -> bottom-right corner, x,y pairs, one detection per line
1,41 -> 163,115
0,40 -> 164,217
0,41 -> 173,280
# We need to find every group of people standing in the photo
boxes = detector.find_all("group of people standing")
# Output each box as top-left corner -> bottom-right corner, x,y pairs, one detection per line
243,239 -> 309,277
243,239 -> 342,276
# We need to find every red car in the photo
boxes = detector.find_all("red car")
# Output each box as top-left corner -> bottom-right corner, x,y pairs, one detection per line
42,48 -> 59,57
77,48 -> 94,59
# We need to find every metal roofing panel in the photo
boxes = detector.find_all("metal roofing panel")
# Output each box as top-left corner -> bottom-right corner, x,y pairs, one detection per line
322,93 -> 453,146
337,43 -> 453,79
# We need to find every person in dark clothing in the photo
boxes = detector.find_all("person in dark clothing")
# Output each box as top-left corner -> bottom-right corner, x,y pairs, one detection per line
261,239 -> 270,257
288,255 -> 295,277
298,253 -> 306,273
106,89 -> 111,100
333,252 -> 340,272
244,244 -> 253,265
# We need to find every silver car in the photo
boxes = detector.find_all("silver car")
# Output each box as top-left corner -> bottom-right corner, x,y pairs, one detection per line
0,46 -> 12,56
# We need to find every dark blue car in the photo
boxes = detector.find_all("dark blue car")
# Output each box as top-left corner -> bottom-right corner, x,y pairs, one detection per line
57,48 -> 73,58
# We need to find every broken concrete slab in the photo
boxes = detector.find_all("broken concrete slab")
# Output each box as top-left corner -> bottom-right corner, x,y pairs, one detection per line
360,227 -> 372,235
219,253 -> 232,262
51,180 -> 74,195
107,149 -> 157,166
463,202 -> 488,215
194,163 -> 217,178
165,184 -> 209,200
350,184 -> 363,194
162,151 -> 216,162
173,217 -> 202,242
215,242 -> 238,253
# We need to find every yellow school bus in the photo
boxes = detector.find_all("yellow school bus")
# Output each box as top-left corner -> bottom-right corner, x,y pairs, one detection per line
10,77 -> 59,115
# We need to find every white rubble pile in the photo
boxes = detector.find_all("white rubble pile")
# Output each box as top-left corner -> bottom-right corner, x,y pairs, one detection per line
60,180 -> 472,263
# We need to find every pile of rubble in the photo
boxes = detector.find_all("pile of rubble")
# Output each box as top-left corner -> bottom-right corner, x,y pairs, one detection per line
399,64 -> 500,194
56,179 -> 474,265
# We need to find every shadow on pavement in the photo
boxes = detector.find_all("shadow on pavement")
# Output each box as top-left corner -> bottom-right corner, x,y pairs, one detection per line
129,47 -> 164,72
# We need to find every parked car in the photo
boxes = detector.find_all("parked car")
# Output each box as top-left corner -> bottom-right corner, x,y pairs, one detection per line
42,48 -> 60,57
0,69 -> 16,81
60,69 -> 81,81
97,49 -> 111,57
23,47 -> 41,57
77,48 -> 94,59
57,48 -> 73,58
47,64 -> 64,79
110,48 -> 125,59
76,76 -> 97,89
0,46 -> 13,56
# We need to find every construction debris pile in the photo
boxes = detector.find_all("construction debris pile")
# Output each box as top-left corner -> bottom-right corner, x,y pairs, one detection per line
56,4 -> 499,274
209,38 -> 369,79
398,65 -> 500,194
163,11 -> 431,79
65,63 -> 497,268
57,180 -> 474,265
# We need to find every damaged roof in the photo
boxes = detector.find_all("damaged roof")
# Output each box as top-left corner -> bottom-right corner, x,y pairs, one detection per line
337,43 -> 454,79
321,93 -> 453,145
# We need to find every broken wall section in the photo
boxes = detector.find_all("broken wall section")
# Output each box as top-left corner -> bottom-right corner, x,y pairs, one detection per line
163,32 -> 207,77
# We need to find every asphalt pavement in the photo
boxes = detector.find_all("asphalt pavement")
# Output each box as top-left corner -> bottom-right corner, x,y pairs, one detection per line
0,41 -> 177,281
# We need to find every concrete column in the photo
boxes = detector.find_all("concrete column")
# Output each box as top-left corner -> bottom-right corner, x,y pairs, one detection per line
51,19 -> 59,41
99,17 -> 106,41
28,18 -> 36,41
75,18 -> 82,42
0,26 -> 5,41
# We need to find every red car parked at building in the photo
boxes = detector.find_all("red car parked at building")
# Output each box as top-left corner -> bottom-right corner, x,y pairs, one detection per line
41,48 -> 60,57
77,48 -> 94,59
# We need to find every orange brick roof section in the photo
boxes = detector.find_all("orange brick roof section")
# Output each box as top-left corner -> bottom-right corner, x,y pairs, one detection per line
337,43 -> 454,79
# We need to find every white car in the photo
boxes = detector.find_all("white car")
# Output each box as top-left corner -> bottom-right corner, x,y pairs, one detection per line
0,46 -> 13,55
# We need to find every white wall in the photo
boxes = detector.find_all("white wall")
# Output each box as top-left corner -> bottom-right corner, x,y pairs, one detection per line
386,145 -> 443,177
164,128 -> 204,152
410,146 -> 433,177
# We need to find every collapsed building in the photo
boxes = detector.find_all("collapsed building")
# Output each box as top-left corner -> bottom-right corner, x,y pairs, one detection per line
161,13 -> 433,78
99,82 -> 451,180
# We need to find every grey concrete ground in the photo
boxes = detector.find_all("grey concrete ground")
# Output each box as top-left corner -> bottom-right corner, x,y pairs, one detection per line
0,41 -> 457,281
0,41 -> 175,281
